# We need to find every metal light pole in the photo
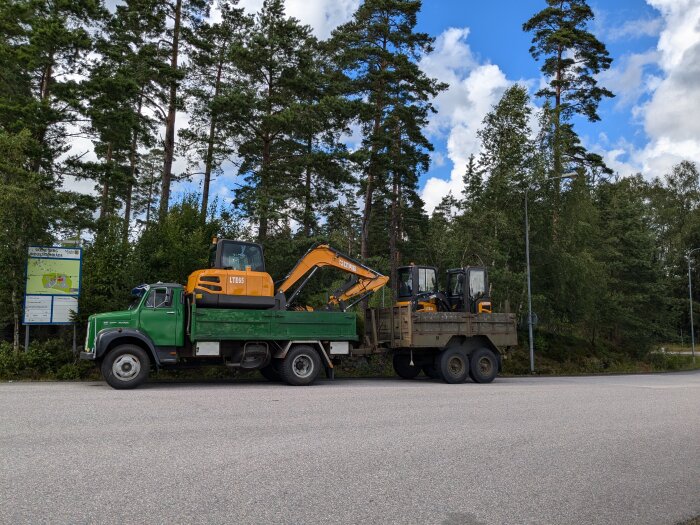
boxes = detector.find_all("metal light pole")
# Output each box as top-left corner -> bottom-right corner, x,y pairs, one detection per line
687,248 -> 700,364
525,173 -> 577,373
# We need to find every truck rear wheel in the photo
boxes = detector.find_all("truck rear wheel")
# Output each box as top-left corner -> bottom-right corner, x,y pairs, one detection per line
393,353 -> 421,379
437,348 -> 469,384
101,344 -> 150,390
280,345 -> 321,386
469,348 -> 498,383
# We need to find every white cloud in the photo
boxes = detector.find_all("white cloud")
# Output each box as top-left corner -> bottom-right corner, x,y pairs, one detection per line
630,0 -> 700,177
598,50 -> 659,109
418,27 -> 510,213
237,0 -> 358,39
608,17 -> 663,41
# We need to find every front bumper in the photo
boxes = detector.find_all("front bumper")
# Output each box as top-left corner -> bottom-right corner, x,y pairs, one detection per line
80,351 -> 96,361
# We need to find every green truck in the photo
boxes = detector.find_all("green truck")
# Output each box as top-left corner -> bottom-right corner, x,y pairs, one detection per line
81,282 -> 358,389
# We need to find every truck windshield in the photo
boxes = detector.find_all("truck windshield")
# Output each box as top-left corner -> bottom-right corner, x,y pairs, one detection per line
220,242 -> 265,272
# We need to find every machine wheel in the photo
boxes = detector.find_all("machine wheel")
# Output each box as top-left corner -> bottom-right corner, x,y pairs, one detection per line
392,353 -> 421,379
101,344 -> 150,390
280,345 -> 321,386
259,363 -> 281,381
436,347 -> 469,384
469,348 -> 499,383
422,364 -> 441,379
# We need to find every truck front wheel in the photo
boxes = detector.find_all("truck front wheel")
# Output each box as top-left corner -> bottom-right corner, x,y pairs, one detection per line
437,348 -> 469,384
280,345 -> 321,386
101,344 -> 150,390
469,348 -> 498,383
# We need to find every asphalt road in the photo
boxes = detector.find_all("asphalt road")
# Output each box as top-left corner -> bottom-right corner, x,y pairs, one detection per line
1,373 -> 699,525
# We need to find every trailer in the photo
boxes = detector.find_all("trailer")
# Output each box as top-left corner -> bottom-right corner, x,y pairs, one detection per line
358,306 -> 518,383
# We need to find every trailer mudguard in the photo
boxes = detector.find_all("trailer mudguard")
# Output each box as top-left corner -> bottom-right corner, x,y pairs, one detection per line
94,328 -> 161,366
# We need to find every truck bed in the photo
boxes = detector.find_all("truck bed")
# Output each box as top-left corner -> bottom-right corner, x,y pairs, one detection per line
366,306 -> 517,349
190,307 -> 358,342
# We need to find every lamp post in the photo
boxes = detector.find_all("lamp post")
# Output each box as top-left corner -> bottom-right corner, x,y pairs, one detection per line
687,248 -> 700,364
525,172 -> 577,373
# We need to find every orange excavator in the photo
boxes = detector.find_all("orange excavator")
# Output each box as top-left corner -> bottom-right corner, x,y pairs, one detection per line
186,239 -> 388,311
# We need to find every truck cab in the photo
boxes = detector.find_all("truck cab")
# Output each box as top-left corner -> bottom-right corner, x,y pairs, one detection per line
82,283 -> 186,367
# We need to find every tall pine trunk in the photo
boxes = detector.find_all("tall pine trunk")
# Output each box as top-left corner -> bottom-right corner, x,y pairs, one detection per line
99,142 -> 113,220
124,97 -> 143,242
258,137 -> 271,242
201,56 -> 224,221
302,136 -> 313,237
159,0 -> 182,221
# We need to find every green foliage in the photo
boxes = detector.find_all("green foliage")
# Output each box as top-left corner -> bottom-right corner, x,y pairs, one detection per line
1,0 -> 700,379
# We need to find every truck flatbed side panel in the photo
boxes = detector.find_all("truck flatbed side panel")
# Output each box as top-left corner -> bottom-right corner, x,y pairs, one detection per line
368,307 -> 517,348
191,308 -> 358,342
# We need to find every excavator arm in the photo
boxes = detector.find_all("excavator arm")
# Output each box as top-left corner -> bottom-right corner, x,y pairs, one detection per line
277,244 -> 389,310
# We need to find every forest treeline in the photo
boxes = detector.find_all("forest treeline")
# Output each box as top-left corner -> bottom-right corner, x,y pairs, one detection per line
0,0 -> 698,357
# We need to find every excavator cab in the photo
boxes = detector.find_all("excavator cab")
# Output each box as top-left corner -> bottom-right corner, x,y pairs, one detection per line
187,238 -> 276,309
445,267 -> 492,314
395,265 -> 443,312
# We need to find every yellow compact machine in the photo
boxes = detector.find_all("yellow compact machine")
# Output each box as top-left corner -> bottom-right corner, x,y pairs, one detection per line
395,264 -> 493,314
186,239 -> 388,311
395,264 -> 442,312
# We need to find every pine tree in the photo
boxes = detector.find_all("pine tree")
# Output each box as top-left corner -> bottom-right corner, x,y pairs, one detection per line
523,0 -> 613,187
158,0 -> 210,221
180,1 -> 250,219
226,0 -> 320,242
329,0 -> 446,262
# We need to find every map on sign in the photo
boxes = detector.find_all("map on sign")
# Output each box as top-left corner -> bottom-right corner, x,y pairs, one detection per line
24,246 -> 82,325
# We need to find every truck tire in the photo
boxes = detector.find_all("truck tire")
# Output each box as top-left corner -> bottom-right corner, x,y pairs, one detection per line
101,344 -> 150,390
259,363 -> 281,381
469,347 -> 498,383
437,347 -> 469,384
280,345 -> 321,386
422,364 -> 441,380
393,353 -> 421,379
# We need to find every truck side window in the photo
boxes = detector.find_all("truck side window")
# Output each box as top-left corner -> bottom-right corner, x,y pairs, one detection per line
146,288 -> 171,308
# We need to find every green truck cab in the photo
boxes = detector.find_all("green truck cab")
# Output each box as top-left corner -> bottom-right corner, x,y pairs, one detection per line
81,283 -> 357,389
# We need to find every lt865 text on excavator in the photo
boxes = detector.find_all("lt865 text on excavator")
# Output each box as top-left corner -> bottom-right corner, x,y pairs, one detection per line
80,238 -> 517,389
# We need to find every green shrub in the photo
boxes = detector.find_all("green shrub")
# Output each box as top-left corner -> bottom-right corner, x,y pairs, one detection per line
56,364 -> 81,380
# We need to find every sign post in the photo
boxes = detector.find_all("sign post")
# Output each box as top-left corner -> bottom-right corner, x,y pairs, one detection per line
23,247 -> 82,348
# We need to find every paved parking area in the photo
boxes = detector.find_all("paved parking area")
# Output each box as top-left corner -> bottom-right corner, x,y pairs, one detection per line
1,373 -> 699,524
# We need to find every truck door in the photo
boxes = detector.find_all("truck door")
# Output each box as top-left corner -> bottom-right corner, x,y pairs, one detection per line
139,287 -> 178,347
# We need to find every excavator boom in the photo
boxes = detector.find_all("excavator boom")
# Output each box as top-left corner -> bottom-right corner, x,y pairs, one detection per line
277,244 -> 388,310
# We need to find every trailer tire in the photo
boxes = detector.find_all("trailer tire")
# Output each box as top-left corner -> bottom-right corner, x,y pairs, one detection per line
437,347 -> 469,384
469,347 -> 498,383
393,353 -> 421,379
280,345 -> 321,386
259,363 -> 281,381
422,364 -> 441,380
101,344 -> 150,390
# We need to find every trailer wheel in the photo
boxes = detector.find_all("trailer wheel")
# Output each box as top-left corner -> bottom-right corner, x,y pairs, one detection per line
437,348 -> 469,384
422,364 -> 441,380
259,363 -> 281,381
392,353 -> 421,379
101,344 -> 150,390
469,348 -> 498,383
280,345 -> 321,386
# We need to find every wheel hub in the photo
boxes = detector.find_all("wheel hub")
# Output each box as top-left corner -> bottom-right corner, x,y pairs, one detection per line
448,356 -> 465,375
292,355 -> 314,379
113,354 -> 141,381
479,357 -> 492,375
